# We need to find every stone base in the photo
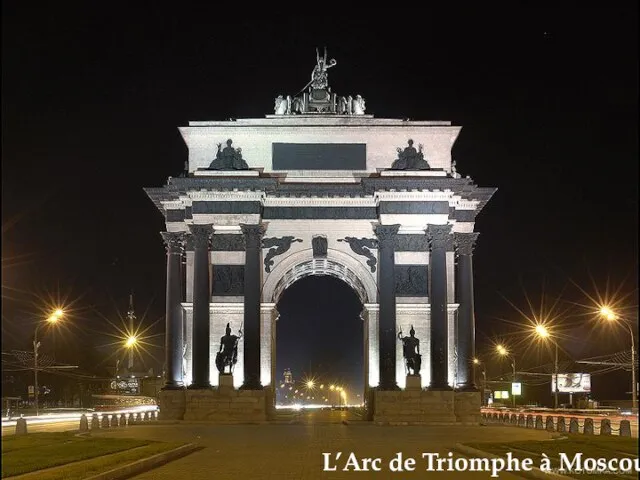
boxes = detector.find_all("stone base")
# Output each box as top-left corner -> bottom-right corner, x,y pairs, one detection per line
219,374 -> 234,388
373,390 -> 480,425
454,391 -> 481,424
158,389 -> 186,421
405,375 -> 422,390
158,388 -> 267,423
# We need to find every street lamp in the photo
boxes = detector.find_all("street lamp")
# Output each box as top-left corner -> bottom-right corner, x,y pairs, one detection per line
599,306 -> 637,412
496,344 -> 516,408
34,309 -> 64,416
533,323 -> 560,409
473,358 -> 487,406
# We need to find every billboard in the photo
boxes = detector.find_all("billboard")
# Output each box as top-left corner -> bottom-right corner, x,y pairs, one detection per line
552,373 -> 591,393
511,382 -> 522,396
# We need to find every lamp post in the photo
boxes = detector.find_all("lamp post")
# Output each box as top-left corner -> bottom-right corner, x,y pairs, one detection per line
600,307 -> 637,412
34,309 -> 64,416
534,324 -> 559,409
473,358 -> 487,406
496,345 -> 516,408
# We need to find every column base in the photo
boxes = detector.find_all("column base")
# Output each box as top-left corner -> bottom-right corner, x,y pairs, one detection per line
377,382 -> 400,391
429,384 -> 453,391
161,382 -> 185,391
239,381 -> 263,390
187,383 -> 211,390
456,383 -> 478,392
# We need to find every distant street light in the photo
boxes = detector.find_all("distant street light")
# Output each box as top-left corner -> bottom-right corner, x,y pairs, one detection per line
599,306 -> 637,412
533,323 -> 560,409
496,344 -> 516,408
473,358 -> 487,406
34,309 -> 64,416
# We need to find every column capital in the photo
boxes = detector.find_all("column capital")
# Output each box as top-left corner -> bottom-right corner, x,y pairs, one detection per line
187,224 -> 213,248
160,231 -> 186,254
373,224 -> 400,246
454,232 -> 480,256
426,224 -> 453,250
184,235 -> 195,251
240,224 -> 266,249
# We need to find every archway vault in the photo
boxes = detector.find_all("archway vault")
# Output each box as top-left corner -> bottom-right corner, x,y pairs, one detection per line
262,248 -> 378,305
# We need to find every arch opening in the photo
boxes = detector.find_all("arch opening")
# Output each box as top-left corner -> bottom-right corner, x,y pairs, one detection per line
274,275 -> 365,409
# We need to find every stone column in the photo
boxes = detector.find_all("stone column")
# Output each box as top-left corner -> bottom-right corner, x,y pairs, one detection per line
454,232 -> 480,390
240,224 -> 266,390
374,224 -> 400,390
427,224 -> 453,390
187,224 -> 213,389
160,231 -> 186,389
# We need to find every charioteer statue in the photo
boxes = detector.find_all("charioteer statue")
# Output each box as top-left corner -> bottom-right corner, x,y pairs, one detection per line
398,325 -> 421,376
215,323 -> 243,374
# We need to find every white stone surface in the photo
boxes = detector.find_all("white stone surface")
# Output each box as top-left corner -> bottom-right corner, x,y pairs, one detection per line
447,304 -> 460,387
363,304 -> 379,388
179,121 -> 460,174
211,251 -> 245,265
395,251 -> 429,265
260,303 -> 276,387
446,251 -> 455,303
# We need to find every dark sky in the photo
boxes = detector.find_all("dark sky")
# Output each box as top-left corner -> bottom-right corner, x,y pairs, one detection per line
2,5 -> 637,401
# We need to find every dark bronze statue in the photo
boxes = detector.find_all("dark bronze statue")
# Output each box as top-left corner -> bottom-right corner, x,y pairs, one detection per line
215,323 -> 243,374
391,139 -> 431,170
398,325 -> 421,375
209,139 -> 249,170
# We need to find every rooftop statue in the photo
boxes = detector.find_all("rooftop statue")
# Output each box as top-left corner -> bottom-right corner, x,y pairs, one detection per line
310,47 -> 337,91
398,325 -> 421,376
391,139 -> 431,170
209,139 -> 249,170
273,48 -> 367,115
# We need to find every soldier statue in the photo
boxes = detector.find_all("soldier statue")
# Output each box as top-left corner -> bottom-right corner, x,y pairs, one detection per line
215,323 -> 243,374
398,325 -> 421,375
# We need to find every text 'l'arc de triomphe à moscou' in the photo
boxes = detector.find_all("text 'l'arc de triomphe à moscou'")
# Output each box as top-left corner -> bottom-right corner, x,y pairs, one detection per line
145,49 -> 496,425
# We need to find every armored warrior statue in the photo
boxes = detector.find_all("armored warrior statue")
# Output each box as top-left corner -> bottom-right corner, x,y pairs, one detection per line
398,325 -> 422,375
215,323 -> 243,374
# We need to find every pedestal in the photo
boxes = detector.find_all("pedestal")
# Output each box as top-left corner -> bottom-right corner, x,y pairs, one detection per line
219,374 -> 234,388
405,375 -> 422,391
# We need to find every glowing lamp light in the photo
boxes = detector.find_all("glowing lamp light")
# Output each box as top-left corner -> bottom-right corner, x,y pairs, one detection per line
125,336 -> 138,348
599,306 -> 618,321
496,345 -> 508,356
473,358 -> 480,365
306,380 -> 315,389
535,324 -> 550,338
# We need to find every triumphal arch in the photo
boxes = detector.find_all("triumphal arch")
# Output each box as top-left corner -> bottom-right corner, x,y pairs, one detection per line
146,50 -> 495,424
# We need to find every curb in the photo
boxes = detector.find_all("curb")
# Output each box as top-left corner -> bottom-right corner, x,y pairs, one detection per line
85,442 -> 202,480
453,443 -> 574,480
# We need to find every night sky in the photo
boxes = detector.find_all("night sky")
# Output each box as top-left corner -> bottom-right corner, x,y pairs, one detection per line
2,6 -> 637,402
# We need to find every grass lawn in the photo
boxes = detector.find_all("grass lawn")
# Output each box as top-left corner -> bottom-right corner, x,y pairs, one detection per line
462,435 -> 638,479
1,431 -> 184,479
